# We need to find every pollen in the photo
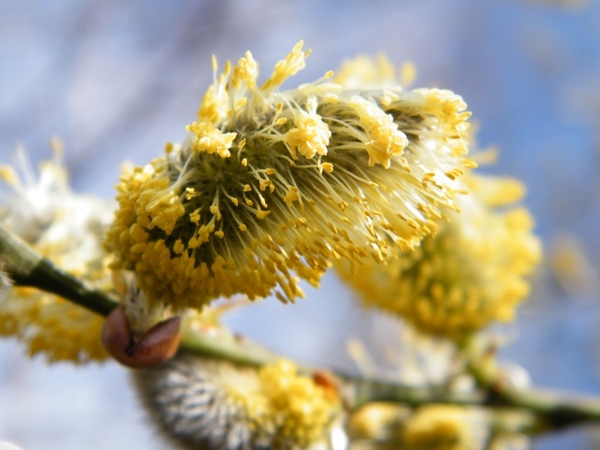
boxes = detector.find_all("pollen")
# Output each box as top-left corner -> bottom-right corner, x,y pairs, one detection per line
187,121 -> 237,158
285,96 -> 331,159
231,51 -> 258,89
261,40 -> 310,91
349,95 -> 409,168
402,405 -> 481,450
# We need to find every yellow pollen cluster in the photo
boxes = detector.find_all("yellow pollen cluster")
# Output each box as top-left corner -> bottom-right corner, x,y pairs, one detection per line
187,121 -> 237,158
337,174 -> 541,340
129,165 -> 185,236
402,405 -> 478,450
212,360 -> 341,448
347,402 -> 411,442
254,360 -> 339,448
105,41 -> 473,310
349,95 -> 409,168
417,88 -> 471,136
231,51 -> 259,89
285,97 -> 331,159
261,40 -> 310,91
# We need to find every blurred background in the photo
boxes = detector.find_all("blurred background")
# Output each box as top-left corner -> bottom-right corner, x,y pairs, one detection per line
1,0 -> 600,448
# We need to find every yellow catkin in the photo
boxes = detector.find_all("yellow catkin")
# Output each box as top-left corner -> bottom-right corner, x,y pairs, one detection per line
347,402 -> 411,442
0,286 -> 108,362
133,354 -> 341,449
337,173 -> 541,340
105,41 -> 472,310
0,149 -> 114,363
402,405 -> 479,450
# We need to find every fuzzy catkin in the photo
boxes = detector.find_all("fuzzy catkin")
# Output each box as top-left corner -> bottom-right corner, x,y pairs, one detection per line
132,351 -> 341,450
133,353 -> 266,450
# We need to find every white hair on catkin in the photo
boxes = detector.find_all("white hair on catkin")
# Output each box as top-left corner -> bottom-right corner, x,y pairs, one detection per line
132,351 -> 272,450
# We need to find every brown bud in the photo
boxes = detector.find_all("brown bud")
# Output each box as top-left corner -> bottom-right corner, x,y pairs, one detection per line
101,306 -> 181,369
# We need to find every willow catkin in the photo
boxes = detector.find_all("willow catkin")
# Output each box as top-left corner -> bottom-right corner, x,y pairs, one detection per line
105,41 -> 473,311
132,351 -> 342,450
0,146 -> 113,363
336,173 -> 541,340
133,353 -> 268,450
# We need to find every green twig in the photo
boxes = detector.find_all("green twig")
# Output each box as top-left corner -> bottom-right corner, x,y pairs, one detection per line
179,324 -> 281,367
349,377 -> 485,409
0,224 -> 117,316
462,337 -> 600,429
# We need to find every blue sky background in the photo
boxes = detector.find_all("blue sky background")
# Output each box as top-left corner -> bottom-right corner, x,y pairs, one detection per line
2,1 -> 600,448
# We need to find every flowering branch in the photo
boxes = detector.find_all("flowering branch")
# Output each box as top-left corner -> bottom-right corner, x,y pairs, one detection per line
0,222 -> 285,367
2,221 -> 600,436
2,41 -> 596,448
